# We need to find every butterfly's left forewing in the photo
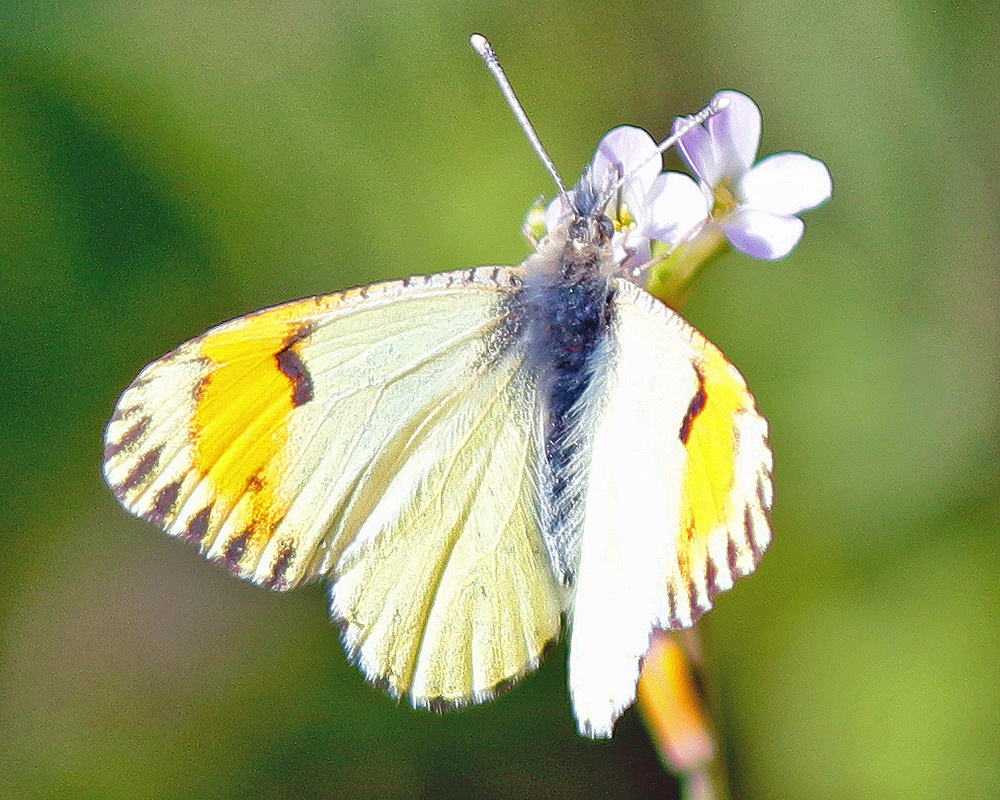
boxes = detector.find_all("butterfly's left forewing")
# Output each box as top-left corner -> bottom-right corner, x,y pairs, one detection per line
104,267 -> 563,704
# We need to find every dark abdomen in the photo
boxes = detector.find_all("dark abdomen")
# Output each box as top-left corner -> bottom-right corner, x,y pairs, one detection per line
519,274 -> 612,583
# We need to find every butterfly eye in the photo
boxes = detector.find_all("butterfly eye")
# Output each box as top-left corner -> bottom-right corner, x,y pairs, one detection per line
597,215 -> 614,244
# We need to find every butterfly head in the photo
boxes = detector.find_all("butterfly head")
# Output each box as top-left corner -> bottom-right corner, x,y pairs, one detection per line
569,165 -> 617,242
529,164 -> 618,281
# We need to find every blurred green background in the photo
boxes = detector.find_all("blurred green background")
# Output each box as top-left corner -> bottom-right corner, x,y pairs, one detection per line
1,1 -> 997,798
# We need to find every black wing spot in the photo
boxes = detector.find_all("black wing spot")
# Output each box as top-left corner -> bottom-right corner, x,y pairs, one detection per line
679,366 -> 707,444
263,543 -> 296,591
745,504 -> 766,565
120,446 -> 162,494
104,415 -> 150,461
424,696 -> 454,714
181,505 -> 213,544
108,403 -> 140,425
192,374 -> 210,403
687,576 -> 702,619
705,552 -> 719,599
275,326 -> 314,406
666,583 -> 680,629
148,481 -> 181,527
726,535 -> 740,583
221,529 -> 253,574
245,470 -> 265,493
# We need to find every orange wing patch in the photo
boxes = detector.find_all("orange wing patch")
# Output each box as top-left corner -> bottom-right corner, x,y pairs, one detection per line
103,299 -> 330,591
679,346 -> 742,547
189,311 -> 314,581
668,343 -> 772,627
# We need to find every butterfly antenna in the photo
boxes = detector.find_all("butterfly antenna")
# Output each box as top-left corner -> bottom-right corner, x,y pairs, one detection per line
470,34 -> 570,207
604,95 -> 730,204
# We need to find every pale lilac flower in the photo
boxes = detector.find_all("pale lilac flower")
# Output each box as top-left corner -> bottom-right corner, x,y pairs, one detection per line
673,91 -> 832,260
545,126 -> 707,272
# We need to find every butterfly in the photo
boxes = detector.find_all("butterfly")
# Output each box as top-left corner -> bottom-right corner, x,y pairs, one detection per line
102,35 -> 772,738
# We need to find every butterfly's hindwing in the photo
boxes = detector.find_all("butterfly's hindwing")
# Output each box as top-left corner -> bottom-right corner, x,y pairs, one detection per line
329,331 -> 563,704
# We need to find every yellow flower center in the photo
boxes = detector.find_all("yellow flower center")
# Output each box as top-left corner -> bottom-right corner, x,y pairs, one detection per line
711,181 -> 738,219
615,201 -> 636,233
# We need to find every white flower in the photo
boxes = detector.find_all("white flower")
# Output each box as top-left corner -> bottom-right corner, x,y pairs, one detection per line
545,126 -> 707,272
539,92 -> 831,275
673,90 -> 832,260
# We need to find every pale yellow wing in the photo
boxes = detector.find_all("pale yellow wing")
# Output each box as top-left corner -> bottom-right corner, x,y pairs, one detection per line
567,278 -> 773,737
103,267 -> 563,704
327,334 -> 563,705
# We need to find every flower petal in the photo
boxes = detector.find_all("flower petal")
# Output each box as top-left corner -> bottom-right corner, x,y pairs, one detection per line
706,91 -> 761,179
618,235 -> 651,271
545,193 -> 574,231
721,207 -> 804,260
738,152 -> 832,216
593,126 -> 661,199
674,118 -> 719,186
644,172 -> 710,245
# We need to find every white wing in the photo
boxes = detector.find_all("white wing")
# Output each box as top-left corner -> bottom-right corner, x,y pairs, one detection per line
567,279 -> 773,737
103,267 -> 563,705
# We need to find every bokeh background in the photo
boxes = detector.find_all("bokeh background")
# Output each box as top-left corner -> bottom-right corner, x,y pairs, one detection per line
1,2 -> 997,798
